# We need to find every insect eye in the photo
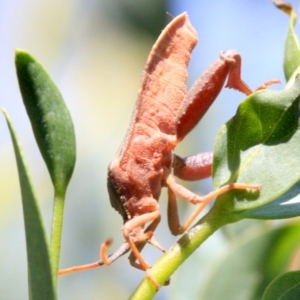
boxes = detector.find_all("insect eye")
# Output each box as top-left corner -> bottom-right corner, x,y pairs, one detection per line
107,169 -> 128,221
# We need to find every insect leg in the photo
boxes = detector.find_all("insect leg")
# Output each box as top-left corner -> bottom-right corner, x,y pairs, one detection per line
173,153 -> 212,181
166,174 -> 260,235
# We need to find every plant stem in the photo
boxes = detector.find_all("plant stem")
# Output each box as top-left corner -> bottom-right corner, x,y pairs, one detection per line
129,205 -> 233,300
129,194 -> 240,300
50,191 -> 65,288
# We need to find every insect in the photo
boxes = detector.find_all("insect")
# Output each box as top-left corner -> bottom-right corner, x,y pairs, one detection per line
59,13 -> 267,288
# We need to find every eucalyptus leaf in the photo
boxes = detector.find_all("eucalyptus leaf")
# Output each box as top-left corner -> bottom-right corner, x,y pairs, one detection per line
2,109 -> 56,300
283,5 -> 300,81
280,285 -> 300,300
199,223 -> 300,300
15,49 -> 76,279
240,180 -> 300,219
262,271 -> 300,300
15,49 -> 76,197
273,0 -> 300,81
213,75 -> 300,216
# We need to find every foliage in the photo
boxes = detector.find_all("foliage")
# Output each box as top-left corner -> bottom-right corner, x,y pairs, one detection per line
2,1 -> 300,299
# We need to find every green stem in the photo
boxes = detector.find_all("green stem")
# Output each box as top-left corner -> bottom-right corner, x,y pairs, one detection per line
129,205 -> 236,300
50,191 -> 65,287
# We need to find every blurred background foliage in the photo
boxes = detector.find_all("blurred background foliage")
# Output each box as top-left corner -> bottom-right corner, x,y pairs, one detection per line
1,0 -> 300,299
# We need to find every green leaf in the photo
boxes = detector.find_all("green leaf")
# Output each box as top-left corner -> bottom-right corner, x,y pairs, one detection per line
199,223 -> 300,300
273,0 -> 300,81
213,75 -> 300,218
15,49 -> 76,280
241,180 -> 300,219
281,285 -> 300,300
15,49 -> 76,196
263,271 -> 300,300
283,6 -> 300,81
2,109 -> 56,300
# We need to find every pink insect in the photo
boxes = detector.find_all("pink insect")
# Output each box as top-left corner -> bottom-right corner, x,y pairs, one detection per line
59,13 -> 277,289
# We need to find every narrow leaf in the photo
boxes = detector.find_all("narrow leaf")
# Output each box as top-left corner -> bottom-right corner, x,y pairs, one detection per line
283,5 -> 300,81
15,49 -> 76,197
15,49 -> 76,279
2,109 -> 56,300
273,0 -> 300,81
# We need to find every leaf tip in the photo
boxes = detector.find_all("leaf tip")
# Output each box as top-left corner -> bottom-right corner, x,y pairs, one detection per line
15,49 -> 37,68
1,108 -> 10,121
272,0 -> 294,17
15,48 -> 30,56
